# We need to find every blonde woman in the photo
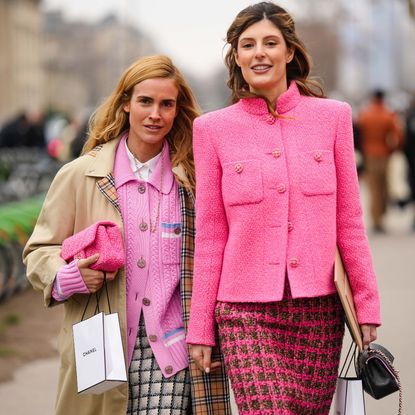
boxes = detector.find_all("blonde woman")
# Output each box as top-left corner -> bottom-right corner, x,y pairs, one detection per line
24,56 -> 231,415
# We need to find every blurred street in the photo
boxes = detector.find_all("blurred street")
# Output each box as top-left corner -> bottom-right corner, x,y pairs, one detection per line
1,0 -> 415,414
0,182 -> 414,414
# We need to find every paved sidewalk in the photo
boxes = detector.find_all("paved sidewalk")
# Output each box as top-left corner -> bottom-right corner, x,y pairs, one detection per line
0,183 -> 413,415
0,358 -> 59,415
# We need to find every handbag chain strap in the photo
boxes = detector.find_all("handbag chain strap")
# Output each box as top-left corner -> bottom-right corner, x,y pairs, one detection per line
366,348 -> 402,415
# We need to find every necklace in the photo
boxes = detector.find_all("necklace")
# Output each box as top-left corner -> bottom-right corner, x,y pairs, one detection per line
133,148 -> 164,233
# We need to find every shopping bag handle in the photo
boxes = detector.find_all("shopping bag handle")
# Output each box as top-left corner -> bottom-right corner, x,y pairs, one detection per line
93,273 -> 111,314
339,341 -> 358,378
80,273 -> 112,321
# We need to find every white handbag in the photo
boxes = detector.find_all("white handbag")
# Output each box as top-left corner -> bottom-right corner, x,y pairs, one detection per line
72,277 -> 127,394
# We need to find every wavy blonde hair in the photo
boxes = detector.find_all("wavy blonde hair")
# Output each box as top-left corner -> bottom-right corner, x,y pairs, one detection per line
83,55 -> 200,190
225,2 -> 325,115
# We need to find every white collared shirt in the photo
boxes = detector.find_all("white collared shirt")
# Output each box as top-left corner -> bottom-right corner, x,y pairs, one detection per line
125,140 -> 161,181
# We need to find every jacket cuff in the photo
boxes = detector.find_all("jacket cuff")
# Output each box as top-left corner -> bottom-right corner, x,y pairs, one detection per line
185,330 -> 216,347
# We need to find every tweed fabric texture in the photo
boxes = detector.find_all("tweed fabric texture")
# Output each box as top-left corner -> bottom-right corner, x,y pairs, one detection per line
61,221 -> 124,272
187,81 -> 381,347
215,294 -> 345,415
127,314 -> 190,415
178,185 -> 232,414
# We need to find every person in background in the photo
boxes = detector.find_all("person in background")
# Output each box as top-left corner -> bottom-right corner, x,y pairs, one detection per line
404,97 -> 415,230
0,112 -> 28,148
358,89 -> 402,233
186,3 -> 381,414
353,118 -> 365,177
0,110 -> 45,148
23,55 -> 231,415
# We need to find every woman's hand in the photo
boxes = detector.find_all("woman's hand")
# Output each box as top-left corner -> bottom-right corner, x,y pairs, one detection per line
360,324 -> 377,350
189,345 -> 221,374
77,254 -> 117,293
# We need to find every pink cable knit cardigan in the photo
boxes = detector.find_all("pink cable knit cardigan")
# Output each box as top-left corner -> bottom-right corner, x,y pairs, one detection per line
186,82 -> 381,346
114,137 -> 187,377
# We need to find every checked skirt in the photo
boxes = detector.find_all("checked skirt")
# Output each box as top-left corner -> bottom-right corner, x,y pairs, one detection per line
215,292 -> 345,415
127,314 -> 190,415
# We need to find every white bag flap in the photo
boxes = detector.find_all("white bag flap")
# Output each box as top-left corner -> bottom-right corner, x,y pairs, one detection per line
73,312 -> 105,393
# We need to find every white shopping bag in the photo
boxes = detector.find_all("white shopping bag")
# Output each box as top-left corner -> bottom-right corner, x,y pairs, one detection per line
334,377 -> 366,415
72,311 -> 127,394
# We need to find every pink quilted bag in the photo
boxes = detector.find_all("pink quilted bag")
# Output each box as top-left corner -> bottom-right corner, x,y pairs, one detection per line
61,221 -> 124,272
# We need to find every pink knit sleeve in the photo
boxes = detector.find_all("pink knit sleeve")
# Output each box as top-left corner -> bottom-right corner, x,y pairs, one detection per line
186,116 -> 229,346
335,102 -> 381,326
52,260 -> 90,301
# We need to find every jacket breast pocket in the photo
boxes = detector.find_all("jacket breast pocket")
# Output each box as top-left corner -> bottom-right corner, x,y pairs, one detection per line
161,222 -> 181,265
299,150 -> 336,195
222,159 -> 264,206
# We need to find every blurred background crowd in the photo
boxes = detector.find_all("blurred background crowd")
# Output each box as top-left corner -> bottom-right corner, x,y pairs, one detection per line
0,0 -> 415,299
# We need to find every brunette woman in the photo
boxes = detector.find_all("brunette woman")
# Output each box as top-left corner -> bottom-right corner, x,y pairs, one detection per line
187,3 -> 381,414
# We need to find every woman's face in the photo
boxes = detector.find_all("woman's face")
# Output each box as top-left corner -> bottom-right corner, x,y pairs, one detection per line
235,18 -> 293,102
124,77 -> 178,151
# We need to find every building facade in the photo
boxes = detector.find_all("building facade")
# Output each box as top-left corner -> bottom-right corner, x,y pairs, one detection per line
0,0 -> 44,125
42,12 -> 154,115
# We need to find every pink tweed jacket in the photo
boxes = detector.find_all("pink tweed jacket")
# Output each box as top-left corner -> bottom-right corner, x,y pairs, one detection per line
186,82 -> 381,346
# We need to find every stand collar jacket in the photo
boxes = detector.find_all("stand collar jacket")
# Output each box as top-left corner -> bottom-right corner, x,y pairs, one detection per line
187,82 -> 381,346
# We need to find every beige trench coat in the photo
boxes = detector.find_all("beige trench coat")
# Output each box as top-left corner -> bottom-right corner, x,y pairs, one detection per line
24,139 -> 129,415
23,137 -> 231,415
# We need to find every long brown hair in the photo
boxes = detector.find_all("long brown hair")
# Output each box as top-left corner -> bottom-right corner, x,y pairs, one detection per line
225,2 -> 325,111
83,55 -> 200,190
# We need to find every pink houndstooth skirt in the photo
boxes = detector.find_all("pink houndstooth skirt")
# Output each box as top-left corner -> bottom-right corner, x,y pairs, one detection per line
215,292 -> 344,415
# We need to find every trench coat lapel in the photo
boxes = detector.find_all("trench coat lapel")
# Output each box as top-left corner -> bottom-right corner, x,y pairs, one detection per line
84,140 -> 121,214
96,174 -> 121,214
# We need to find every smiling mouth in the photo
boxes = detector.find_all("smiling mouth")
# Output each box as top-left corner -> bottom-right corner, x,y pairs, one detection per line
251,65 -> 272,73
